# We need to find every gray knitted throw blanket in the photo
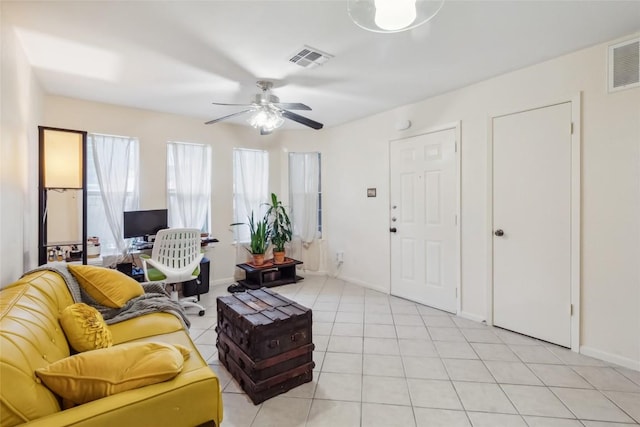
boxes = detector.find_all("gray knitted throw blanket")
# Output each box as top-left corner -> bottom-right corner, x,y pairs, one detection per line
23,262 -> 191,329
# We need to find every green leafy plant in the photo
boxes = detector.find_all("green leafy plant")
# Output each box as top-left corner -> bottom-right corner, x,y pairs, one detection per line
247,213 -> 270,255
263,193 -> 293,252
231,211 -> 270,255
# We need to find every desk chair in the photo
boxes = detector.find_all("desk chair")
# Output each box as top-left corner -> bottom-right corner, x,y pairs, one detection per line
140,228 -> 206,316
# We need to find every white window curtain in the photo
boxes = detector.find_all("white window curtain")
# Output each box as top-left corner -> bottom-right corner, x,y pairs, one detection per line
233,148 -> 269,242
87,134 -> 139,261
289,152 -> 320,244
166,142 -> 212,230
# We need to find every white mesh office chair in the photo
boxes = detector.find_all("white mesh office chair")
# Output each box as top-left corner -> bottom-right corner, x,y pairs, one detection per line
140,228 -> 206,316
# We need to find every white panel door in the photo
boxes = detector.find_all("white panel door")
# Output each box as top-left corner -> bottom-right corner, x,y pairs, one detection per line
390,129 -> 458,313
493,102 -> 572,347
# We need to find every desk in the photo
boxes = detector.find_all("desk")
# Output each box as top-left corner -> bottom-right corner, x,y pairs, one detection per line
236,258 -> 303,290
118,247 -> 151,282
183,257 -> 210,299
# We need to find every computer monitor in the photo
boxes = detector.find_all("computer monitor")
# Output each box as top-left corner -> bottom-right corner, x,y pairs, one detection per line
123,209 -> 168,239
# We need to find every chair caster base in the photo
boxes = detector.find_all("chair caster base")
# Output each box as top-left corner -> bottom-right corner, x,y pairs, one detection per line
198,310 -> 205,317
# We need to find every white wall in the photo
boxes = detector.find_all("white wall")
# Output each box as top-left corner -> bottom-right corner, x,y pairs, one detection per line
279,33 -> 640,369
0,22 -> 43,285
43,97 -> 283,284
7,25 -> 638,368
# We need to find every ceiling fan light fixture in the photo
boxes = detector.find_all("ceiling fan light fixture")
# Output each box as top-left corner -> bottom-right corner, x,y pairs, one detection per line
348,0 -> 444,33
206,80 -> 323,132
248,106 -> 284,132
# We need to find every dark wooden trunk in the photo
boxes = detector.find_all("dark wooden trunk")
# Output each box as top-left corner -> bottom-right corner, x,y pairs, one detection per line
217,331 -> 314,381
216,288 -> 314,404
216,288 -> 312,361
220,349 -> 314,404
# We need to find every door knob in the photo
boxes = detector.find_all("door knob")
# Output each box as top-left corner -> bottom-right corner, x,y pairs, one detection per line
390,227 -> 397,233
494,229 -> 504,237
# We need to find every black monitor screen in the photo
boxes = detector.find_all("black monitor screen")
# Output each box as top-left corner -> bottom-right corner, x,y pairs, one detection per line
123,209 -> 168,239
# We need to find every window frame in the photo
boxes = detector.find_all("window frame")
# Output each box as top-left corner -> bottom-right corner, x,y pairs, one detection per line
232,147 -> 269,243
166,141 -> 212,233
288,151 -> 322,239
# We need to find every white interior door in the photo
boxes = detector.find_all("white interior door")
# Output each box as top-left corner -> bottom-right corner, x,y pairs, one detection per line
390,128 -> 458,313
492,102 -> 572,347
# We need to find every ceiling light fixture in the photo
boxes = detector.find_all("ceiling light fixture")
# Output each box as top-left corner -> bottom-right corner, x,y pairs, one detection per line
348,0 -> 444,33
248,105 -> 285,133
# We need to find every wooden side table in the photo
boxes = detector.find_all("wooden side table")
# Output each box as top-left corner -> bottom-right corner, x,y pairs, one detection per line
236,258 -> 303,289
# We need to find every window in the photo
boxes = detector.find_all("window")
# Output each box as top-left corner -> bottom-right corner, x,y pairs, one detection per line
289,152 -> 321,242
233,148 -> 269,242
166,142 -> 212,231
86,134 -> 139,257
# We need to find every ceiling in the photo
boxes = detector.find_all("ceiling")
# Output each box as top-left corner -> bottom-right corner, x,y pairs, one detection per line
3,1 -> 639,130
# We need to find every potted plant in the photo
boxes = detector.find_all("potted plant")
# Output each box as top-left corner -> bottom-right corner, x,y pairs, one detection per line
232,211 -> 270,266
263,193 -> 292,264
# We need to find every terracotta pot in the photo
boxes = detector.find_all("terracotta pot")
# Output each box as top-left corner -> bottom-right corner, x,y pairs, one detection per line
252,253 -> 265,266
273,251 -> 286,264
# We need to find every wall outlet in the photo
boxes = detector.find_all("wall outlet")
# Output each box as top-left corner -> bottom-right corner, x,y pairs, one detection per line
336,251 -> 344,263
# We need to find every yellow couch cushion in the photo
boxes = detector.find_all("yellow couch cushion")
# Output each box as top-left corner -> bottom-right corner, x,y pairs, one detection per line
35,342 -> 190,405
109,312 -> 184,345
59,303 -> 113,352
68,265 -> 144,308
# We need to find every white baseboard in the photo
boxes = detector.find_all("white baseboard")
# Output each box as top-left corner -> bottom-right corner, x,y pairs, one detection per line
580,345 -> 640,371
212,277 -> 235,287
299,269 -> 328,276
338,275 -> 390,294
458,311 -> 486,323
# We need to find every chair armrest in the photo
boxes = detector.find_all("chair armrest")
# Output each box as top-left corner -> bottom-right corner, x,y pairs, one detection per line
139,254 -> 151,282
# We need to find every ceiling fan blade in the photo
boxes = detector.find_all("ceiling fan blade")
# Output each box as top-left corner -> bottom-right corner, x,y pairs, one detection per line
211,102 -> 254,107
282,110 -> 324,130
273,102 -> 312,111
204,109 -> 252,125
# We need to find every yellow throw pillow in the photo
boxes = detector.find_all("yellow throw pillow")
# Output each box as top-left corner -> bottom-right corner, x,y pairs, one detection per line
35,342 -> 186,405
68,265 -> 144,308
60,303 -> 113,352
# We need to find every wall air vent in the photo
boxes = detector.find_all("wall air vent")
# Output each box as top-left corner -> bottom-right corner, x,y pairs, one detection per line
608,37 -> 640,92
289,45 -> 333,68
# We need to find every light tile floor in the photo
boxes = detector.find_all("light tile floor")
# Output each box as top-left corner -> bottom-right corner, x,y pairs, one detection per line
186,275 -> 640,427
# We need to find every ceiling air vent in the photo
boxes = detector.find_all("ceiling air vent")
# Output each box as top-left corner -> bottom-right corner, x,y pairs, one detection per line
608,37 -> 640,92
289,45 -> 333,68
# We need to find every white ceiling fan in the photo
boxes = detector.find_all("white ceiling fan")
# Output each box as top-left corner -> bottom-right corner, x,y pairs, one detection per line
205,80 -> 324,135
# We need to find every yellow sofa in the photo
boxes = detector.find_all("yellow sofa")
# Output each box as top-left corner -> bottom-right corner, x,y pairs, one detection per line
0,270 -> 223,427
